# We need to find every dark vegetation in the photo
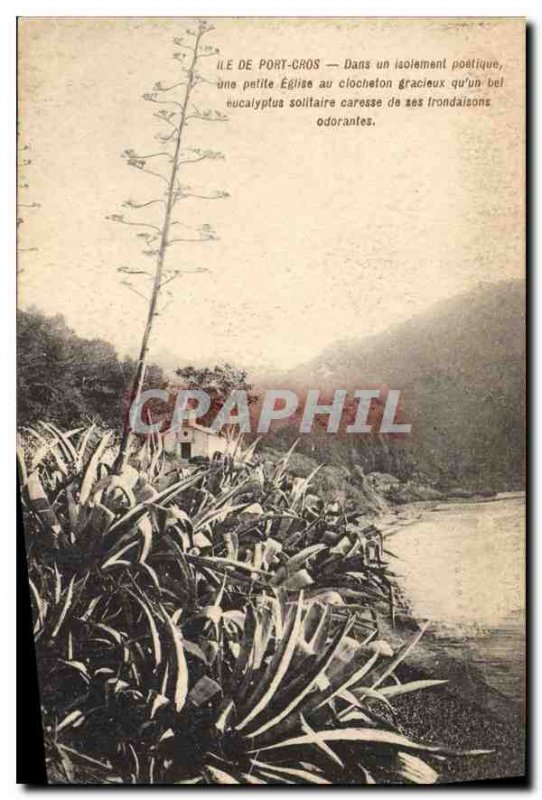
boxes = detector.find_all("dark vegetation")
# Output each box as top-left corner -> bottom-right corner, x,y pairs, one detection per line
19,424 -> 489,784
17,308 -> 165,431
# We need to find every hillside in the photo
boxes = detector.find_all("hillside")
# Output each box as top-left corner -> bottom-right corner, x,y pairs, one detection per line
283,279 -> 525,491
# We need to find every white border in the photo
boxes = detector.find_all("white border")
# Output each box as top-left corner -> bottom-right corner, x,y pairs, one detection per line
2,1 -> 535,797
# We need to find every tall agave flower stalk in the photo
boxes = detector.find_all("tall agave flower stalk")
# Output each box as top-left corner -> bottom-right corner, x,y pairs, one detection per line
109,20 -> 227,472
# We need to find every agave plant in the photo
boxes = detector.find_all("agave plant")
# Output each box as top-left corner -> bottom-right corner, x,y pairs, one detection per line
18,424 -> 489,785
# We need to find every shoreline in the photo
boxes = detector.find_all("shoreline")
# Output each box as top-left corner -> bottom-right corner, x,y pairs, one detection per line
379,494 -> 526,782
378,490 -> 526,539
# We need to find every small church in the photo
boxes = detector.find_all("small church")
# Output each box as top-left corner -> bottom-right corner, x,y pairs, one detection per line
162,417 -> 232,462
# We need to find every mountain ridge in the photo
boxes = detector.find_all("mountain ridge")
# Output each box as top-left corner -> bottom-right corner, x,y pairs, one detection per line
274,279 -> 525,491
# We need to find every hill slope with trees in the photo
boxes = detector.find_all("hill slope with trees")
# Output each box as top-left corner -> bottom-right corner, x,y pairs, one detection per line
284,279 -> 525,491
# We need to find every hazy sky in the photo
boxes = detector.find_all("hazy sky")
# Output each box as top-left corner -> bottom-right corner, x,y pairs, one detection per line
18,17 -> 524,371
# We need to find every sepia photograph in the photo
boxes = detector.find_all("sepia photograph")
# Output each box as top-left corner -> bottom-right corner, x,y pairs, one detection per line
16,15 -> 526,785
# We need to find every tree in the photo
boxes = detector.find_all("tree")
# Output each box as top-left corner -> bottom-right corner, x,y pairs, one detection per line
109,19 -> 227,470
173,363 -> 256,430
17,308 -> 166,430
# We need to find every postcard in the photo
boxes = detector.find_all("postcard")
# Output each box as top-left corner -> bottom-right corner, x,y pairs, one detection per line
17,17 -> 526,784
